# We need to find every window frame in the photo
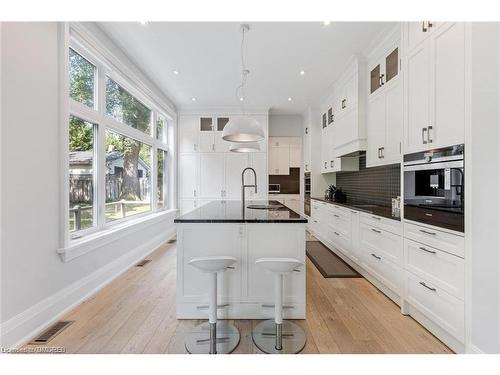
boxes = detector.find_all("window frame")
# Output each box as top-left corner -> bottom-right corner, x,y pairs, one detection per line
62,24 -> 174,246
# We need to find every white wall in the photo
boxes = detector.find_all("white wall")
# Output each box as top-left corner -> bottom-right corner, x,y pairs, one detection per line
467,22 -> 500,354
269,114 -> 303,137
0,22 -> 176,348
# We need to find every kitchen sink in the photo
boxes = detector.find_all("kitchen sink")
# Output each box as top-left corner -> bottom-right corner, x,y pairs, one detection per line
246,204 -> 283,210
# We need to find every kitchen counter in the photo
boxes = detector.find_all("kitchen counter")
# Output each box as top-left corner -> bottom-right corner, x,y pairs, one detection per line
311,197 -> 400,221
174,200 -> 307,224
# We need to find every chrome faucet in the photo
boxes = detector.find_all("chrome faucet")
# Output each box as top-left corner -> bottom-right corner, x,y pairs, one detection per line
242,167 -> 258,209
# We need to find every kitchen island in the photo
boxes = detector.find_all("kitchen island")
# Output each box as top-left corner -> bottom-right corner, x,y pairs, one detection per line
174,200 -> 307,319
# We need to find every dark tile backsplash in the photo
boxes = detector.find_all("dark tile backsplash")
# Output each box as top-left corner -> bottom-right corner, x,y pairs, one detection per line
269,168 -> 300,194
335,154 -> 400,206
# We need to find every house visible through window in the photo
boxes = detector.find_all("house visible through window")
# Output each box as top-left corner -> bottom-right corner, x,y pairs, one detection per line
67,36 -> 172,239
68,116 -> 96,232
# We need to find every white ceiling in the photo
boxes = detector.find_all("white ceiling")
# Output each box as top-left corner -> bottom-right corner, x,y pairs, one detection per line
97,22 -> 394,115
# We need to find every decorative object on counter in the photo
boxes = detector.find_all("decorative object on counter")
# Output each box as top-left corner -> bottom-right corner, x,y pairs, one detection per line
333,188 -> 347,203
221,25 -> 265,144
325,184 -> 336,200
229,141 -> 261,152
391,196 -> 401,218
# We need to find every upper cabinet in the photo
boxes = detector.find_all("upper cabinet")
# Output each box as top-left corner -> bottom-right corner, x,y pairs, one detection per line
268,136 -> 301,175
403,22 -> 467,153
366,26 -> 403,167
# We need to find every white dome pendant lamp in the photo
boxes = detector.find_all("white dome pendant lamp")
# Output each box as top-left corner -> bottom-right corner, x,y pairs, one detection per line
229,141 -> 261,153
222,24 -> 264,144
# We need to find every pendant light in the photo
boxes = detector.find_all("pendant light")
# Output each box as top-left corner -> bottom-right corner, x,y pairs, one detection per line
229,141 -> 261,153
222,24 -> 264,144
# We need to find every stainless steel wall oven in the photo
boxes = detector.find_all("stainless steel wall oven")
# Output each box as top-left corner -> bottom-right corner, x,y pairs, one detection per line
403,144 -> 464,232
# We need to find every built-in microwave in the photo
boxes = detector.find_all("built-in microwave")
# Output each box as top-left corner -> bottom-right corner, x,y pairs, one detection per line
269,184 -> 280,193
403,144 -> 464,232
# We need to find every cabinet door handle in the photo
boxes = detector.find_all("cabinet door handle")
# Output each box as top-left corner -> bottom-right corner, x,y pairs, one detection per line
371,253 -> 381,260
427,126 -> 433,143
334,231 -> 340,236
194,143 -> 197,151
380,74 -> 385,85
371,216 -> 381,220
419,229 -> 436,236
428,21 -> 433,28
330,160 -> 334,167
419,246 -> 437,254
377,147 -> 381,158
419,281 -> 437,292
305,127 -> 308,134
371,228 -> 381,234
221,190 -> 224,197
381,147 -> 385,158
324,162 -> 327,169
212,143 -> 215,151
422,127 -> 428,144
422,21 -> 428,32
193,189 -> 197,197
333,214 -> 340,218
305,164 -> 308,171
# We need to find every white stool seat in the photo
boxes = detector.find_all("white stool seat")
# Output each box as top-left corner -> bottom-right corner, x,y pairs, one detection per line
188,256 -> 237,273
255,257 -> 303,273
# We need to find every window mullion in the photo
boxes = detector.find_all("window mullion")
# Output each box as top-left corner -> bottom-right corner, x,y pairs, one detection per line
96,63 -> 107,230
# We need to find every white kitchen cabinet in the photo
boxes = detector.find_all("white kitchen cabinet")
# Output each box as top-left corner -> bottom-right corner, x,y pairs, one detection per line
179,116 -> 199,153
367,79 -> 402,167
303,123 -> 311,172
268,137 -> 290,175
224,153 -> 249,199
198,131 -> 215,152
179,199 -> 198,215
179,154 -> 198,198
199,154 -> 224,198
289,137 -> 301,168
405,21 -> 439,53
404,22 -> 466,153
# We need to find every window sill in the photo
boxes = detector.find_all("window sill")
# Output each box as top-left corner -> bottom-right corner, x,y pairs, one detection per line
58,209 -> 178,262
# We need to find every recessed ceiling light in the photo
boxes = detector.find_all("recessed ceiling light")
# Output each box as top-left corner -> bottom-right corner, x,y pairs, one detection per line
173,70 -> 179,75
239,97 -> 244,101
323,21 -> 331,26
288,97 -> 292,102
139,21 -> 148,25
300,70 -> 305,76
191,97 -> 196,101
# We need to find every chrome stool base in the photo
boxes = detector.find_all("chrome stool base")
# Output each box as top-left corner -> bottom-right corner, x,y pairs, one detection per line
252,320 -> 306,354
185,321 -> 240,354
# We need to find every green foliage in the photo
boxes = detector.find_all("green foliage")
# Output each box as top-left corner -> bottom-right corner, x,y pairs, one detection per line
69,116 -> 93,151
69,48 -> 95,107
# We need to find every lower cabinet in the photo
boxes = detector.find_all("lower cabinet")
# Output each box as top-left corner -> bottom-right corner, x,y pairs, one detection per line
308,199 -> 466,352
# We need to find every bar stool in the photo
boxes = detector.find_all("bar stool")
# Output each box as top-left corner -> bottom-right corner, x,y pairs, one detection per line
252,257 -> 306,354
185,256 -> 240,354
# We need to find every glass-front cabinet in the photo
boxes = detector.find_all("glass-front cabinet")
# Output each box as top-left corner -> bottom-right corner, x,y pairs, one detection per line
369,46 -> 399,96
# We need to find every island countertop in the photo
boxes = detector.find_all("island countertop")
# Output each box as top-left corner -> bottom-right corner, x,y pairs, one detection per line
174,200 -> 308,224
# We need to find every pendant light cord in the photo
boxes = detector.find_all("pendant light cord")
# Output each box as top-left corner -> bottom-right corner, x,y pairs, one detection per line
235,25 -> 248,114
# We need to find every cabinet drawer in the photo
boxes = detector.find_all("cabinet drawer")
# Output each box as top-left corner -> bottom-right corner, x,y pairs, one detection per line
360,212 -> 402,235
405,271 -> 465,342
404,221 -> 464,258
360,222 -> 403,265
404,239 -> 464,299
327,225 -> 351,256
327,206 -> 351,235
363,250 -> 401,295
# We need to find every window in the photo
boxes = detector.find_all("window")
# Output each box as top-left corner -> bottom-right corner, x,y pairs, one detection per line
157,149 -> 167,209
105,77 -> 152,135
156,115 -> 167,143
69,48 -> 96,108
66,35 -> 173,240
105,131 -> 152,222
68,116 -> 96,232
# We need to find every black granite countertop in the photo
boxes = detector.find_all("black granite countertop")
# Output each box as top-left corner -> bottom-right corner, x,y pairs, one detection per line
175,200 -> 308,224
311,197 -> 400,221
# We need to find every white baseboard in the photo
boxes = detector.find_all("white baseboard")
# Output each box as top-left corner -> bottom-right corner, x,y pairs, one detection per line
0,226 -> 175,349
466,344 -> 485,354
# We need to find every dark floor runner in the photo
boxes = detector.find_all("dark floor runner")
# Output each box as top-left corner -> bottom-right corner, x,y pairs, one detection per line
306,241 -> 362,278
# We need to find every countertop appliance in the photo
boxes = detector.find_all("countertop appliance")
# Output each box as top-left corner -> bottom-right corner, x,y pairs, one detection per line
304,172 -> 311,216
269,183 -> 280,193
403,144 -> 464,232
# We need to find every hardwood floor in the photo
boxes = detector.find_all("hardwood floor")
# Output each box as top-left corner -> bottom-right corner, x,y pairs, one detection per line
25,240 -> 452,354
